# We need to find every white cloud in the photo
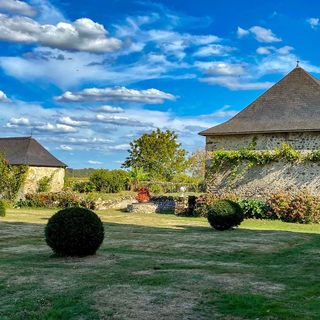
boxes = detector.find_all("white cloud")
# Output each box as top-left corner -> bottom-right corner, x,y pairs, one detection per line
0,14 -> 122,53
35,122 -> 78,133
0,47 -> 189,88
59,116 -> 88,127
96,114 -> 152,127
56,87 -> 176,104
307,17 -> 319,29
237,26 -> 250,38
249,26 -> 281,43
199,109 -> 238,119
0,90 -> 10,102
30,0 -> 65,24
276,45 -> 294,55
195,61 -> 245,76
94,105 -> 124,113
59,144 -> 73,151
200,76 -> 273,90
256,46 -> 273,55
6,117 -> 30,127
109,144 -> 130,151
256,53 -> 320,75
0,0 -> 36,16
88,160 -> 102,165
256,45 -> 293,55
193,44 -> 236,57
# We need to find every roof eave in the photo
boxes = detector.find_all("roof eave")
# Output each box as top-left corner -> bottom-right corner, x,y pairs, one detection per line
200,128 -> 320,137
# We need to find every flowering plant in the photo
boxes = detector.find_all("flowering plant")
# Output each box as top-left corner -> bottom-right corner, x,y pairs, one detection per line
136,187 -> 150,203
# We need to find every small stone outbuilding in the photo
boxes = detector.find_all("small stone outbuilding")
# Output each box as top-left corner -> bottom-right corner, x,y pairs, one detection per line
0,137 -> 66,196
200,66 -> 320,198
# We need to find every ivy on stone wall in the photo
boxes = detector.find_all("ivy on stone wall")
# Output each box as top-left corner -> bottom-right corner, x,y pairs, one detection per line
0,153 -> 28,200
208,142 -> 320,188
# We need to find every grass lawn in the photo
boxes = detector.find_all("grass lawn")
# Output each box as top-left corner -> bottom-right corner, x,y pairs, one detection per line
1,209 -> 320,319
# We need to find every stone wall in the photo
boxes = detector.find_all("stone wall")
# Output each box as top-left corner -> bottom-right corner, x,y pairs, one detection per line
206,132 -> 320,151
206,131 -> 320,198
206,160 -> 320,199
20,166 -> 65,196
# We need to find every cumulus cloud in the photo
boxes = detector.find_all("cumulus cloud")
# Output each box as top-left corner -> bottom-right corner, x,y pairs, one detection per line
237,26 -> 281,43
0,0 -> 36,16
35,122 -> 78,133
6,117 -> 30,127
0,14 -> 122,53
59,116 -> 89,127
249,26 -> 281,43
56,87 -> 176,104
307,17 -> 319,29
0,90 -> 10,102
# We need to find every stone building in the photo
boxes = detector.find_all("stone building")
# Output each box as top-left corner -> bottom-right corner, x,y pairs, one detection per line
200,66 -> 320,198
0,137 -> 66,196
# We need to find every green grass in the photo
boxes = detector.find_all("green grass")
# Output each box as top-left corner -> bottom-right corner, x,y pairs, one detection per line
1,209 -> 320,319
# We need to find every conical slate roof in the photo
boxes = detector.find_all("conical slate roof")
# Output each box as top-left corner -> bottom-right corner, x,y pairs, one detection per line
200,67 -> 320,136
0,137 -> 66,167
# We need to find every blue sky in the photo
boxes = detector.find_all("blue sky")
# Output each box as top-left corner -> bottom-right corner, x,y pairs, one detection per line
1,0 -> 320,168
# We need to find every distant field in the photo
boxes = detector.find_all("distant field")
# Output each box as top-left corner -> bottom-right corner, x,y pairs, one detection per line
1,209 -> 320,319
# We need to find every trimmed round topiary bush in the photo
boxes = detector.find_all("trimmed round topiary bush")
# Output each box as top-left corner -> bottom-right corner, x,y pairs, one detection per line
45,207 -> 104,257
0,201 -> 5,217
207,199 -> 244,230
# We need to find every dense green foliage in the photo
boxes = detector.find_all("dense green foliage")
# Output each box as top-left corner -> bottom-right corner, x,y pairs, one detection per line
16,192 -> 95,210
207,200 -> 244,230
209,142 -> 320,188
0,201 -> 5,217
89,169 -> 128,193
239,199 -> 270,219
66,168 -> 97,178
73,181 -> 95,193
123,128 -> 188,181
188,149 -> 206,179
194,193 -> 239,217
45,207 -> 104,257
127,166 -> 148,190
0,153 -> 28,200
37,176 -> 52,193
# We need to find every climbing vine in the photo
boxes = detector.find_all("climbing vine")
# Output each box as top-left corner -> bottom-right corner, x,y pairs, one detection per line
209,141 -> 319,188
0,153 -> 28,200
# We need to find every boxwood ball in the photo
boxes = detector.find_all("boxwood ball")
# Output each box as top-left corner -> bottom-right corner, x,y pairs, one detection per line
45,207 -> 104,257
207,199 -> 244,230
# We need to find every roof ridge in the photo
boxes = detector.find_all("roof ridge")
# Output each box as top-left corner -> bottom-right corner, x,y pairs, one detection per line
24,137 -> 33,165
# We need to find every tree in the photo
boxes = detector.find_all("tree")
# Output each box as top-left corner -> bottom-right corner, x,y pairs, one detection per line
122,129 -> 188,181
0,153 -> 28,199
127,167 -> 148,191
188,149 -> 206,179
